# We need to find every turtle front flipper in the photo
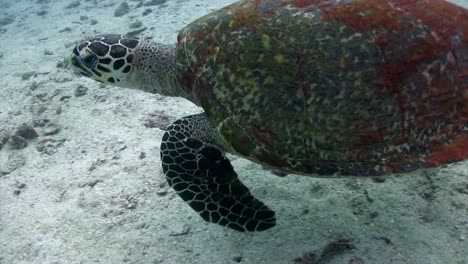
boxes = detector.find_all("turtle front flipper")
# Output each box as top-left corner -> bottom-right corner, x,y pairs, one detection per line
160,113 -> 276,232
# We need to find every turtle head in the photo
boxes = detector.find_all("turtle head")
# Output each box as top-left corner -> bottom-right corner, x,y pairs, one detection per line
69,34 -> 194,103
69,34 -> 141,86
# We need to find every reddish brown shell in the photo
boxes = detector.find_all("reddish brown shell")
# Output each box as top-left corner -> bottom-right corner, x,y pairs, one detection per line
176,0 -> 468,176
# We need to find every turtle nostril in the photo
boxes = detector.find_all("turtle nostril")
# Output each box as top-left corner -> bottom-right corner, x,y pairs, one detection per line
81,54 -> 98,69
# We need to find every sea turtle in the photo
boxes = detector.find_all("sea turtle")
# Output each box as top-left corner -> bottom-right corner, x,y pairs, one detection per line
69,0 -> 468,232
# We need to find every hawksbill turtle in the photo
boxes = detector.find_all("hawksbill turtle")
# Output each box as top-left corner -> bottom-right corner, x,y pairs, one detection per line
69,0 -> 468,232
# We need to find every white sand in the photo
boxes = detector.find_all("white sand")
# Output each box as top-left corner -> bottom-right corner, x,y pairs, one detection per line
0,0 -> 467,263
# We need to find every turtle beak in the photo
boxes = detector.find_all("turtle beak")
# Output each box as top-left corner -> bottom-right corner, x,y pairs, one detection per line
69,53 -> 94,78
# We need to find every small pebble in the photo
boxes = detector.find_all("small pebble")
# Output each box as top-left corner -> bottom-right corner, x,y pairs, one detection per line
129,20 -> 143,28
0,153 -> 26,176
372,177 -> 386,183
74,85 -> 88,97
15,123 -> 38,139
144,0 -> 166,6
44,50 -> 53,55
0,17 -> 14,27
36,138 -> 62,155
37,10 -> 47,16
56,58 -> 68,68
90,19 -> 98,25
126,27 -> 147,37
169,224 -> 190,236
21,71 -> 37,80
33,118 -> 50,127
80,15 -> 88,21
232,256 -> 243,263
142,8 -> 152,16
114,2 -> 130,17
60,95 -> 72,101
13,190 -> 21,195
65,0 -> 81,9
29,82 -> 40,91
9,135 -> 27,150
156,189 -> 168,196
43,123 -> 61,136
59,27 -> 72,33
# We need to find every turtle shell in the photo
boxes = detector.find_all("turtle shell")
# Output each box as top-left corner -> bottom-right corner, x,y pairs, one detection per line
176,0 -> 468,176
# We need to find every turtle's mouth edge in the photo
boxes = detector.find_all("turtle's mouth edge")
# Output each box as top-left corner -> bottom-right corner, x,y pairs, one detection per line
69,54 -> 93,78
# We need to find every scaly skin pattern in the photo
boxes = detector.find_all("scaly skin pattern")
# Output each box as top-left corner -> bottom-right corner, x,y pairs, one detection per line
70,35 -> 193,99
70,34 -> 139,84
176,0 -> 468,176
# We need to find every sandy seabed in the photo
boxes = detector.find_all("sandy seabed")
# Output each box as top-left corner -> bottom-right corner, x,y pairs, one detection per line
0,0 -> 467,263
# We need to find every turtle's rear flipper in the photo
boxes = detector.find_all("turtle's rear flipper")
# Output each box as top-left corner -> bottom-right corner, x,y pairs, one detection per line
160,114 -> 276,232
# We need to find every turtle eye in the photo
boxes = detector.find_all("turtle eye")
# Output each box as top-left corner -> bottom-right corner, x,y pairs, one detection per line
81,53 -> 98,69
